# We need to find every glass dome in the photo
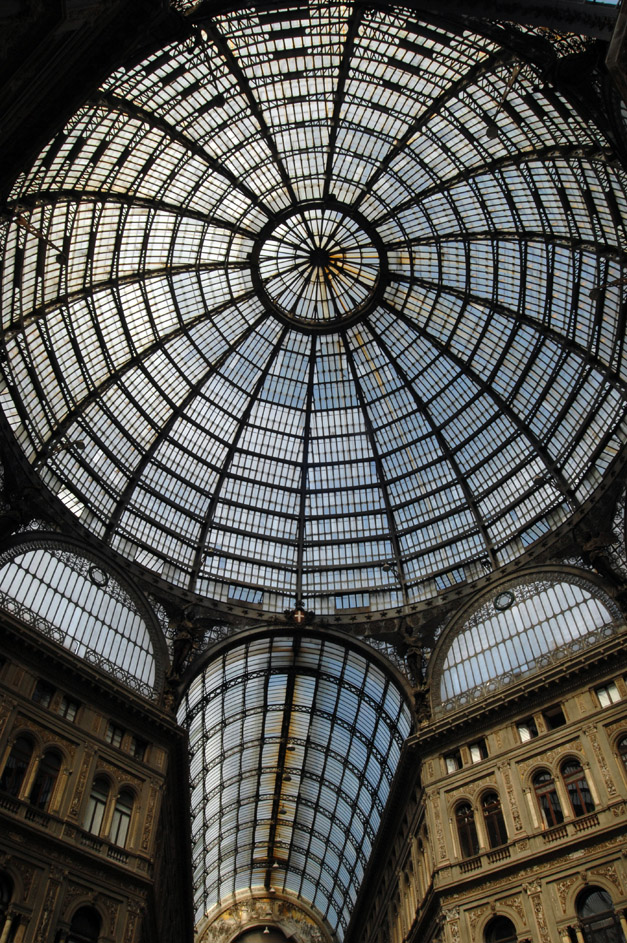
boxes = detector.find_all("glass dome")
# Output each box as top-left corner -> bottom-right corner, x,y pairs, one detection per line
1,3 -> 626,616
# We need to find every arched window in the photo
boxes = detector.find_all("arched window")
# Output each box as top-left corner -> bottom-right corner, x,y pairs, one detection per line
0,873 -> 13,924
482,792 -> 508,848
561,760 -> 595,817
577,886 -> 624,943
455,802 -> 479,858
485,915 -> 517,942
0,736 -> 33,797
29,750 -> 62,811
533,770 -> 564,828
110,789 -> 133,847
84,777 -> 109,836
67,906 -> 101,943
617,735 -> 627,774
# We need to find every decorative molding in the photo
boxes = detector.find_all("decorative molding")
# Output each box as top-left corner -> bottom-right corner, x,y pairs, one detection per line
13,859 -> 35,901
583,725 -> 618,797
141,786 -> 158,852
590,863 -> 623,894
69,750 -> 93,818
34,874 -> 61,943
500,766 -> 524,832
199,898 -> 330,943
524,883 -> 550,943
556,876 -> 578,913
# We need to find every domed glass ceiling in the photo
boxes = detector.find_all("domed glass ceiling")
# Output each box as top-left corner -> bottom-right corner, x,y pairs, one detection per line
1,3 -> 627,616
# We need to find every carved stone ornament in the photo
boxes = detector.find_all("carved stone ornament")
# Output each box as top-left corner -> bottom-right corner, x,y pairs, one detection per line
141,786 -> 158,851
34,876 -> 61,943
62,881 -> 89,919
590,863 -> 623,894
524,883 -> 550,943
98,759 -> 140,788
582,726 -> 618,798
500,766 -> 524,832
12,859 -> 35,902
469,904 -> 490,941
431,799 -> 447,860
124,908 -> 139,943
556,876 -> 579,913
15,715 -> 75,755
198,898 -> 330,943
518,740 -> 584,777
99,895 -> 120,936
501,894 -> 525,921
69,752 -> 93,818
443,906 -> 461,943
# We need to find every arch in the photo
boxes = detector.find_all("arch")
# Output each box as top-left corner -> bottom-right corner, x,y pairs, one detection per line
67,905 -> 102,943
532,768 -> 564,829
29,748 -> 62,811
0,534 -> 167,699
110,788 -> 134,847
431,570 -> 622,711
83,776 -> 111,837
0,872 -> 13,922
616,733 -> 627,776
576,886 -> 624,942
560,758 -> 595,817
178,629 -> 414,935
0,735 -> 34,797
481,790 -> 508,849
484,915 -> 518,942
233,929 -> 292,942
454,801 -> 479,859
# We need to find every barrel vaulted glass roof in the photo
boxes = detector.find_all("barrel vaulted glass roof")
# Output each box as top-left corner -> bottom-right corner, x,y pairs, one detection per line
178,633 -> 413,938
1,2 -> 627,615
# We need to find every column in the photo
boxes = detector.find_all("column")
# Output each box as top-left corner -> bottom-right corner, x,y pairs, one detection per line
0,911 -> 16,943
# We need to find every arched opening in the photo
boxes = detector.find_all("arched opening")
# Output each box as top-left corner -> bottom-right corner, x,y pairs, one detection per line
576,886 -> 625,943
617,735 -> 627,775
234,929 -> 291,943
110,789 -> 134,847
455,802 -> 479,858
561,760 -> 595,817
485,915 -> 517,942
481,792 -> 508,848
67,906 -> 101,943
532,769 -> 564,828
0,736 -> 34,798
0,873 -> 13,925
29,749 -> 62,811
83,777 -> 110,837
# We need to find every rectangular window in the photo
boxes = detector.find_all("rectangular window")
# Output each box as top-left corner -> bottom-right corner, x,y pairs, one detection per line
543,705 -> 567,730
32,679 -> 55,708
58,696 -> 80,722
596,682 -> 620,708
445,750 -> 462,773
105,722 -> 125,748
130,736 -> 147,761
517,717 -> 539,742
468,739 -> 488,763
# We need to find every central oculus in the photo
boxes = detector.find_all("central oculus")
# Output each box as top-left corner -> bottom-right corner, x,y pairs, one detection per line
252,202 -> 387,331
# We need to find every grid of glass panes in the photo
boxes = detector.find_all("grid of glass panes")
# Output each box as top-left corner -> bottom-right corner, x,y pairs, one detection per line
439,578 -> 620,708
1,3 -> 626,612
0,546 -> 156,696
178,634 -> 412,938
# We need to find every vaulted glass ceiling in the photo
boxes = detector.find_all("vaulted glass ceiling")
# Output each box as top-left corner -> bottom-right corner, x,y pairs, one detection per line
178,633 -> 413,938
1,2 -> 627,616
